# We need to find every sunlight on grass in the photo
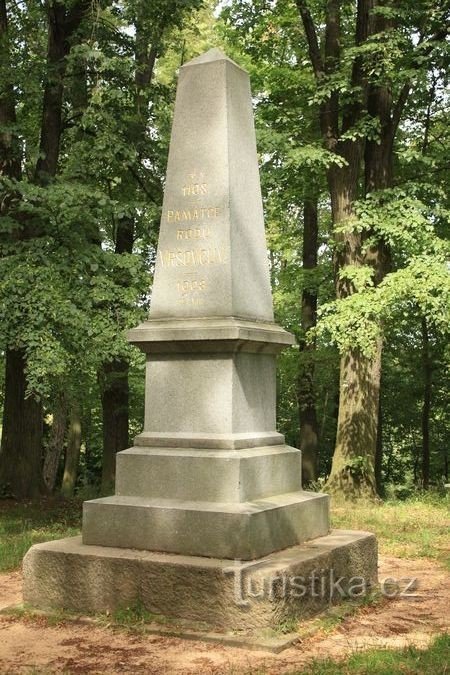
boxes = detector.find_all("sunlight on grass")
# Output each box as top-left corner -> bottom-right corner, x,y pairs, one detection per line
288,632 -> 450,674
0,494 -> 448,574
331,494 -> 450,568
0,499 -> 82,572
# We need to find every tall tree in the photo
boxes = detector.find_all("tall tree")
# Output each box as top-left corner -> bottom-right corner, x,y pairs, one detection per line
294,0 -> 449,498
0,0 -> 90,497
298,198 -> 320,483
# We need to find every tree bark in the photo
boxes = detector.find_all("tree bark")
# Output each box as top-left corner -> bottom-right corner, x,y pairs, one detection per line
35,1 -> 90,184
295,0 -> 411,499
61,404 -> 82,497
100,358 -> 130,493
421,317 -> 431,489
0,0 -> 21,182
0,349 -> 44,497
100,210 -> 133,492
43,392 -> 68,493
375,393 -> 383,495
297,199 -> 319,484
325,343 -> 381,498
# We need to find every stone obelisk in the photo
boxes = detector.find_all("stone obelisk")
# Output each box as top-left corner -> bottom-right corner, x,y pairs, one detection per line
23,50 -> 377,632
81,48 -> 329,559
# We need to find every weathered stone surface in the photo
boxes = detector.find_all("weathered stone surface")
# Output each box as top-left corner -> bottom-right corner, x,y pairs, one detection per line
127,317 -> 295,354
149,49 -> 273,322
23,530 -> 378,631
82,491 -> 329,560
133,431 -> 285,450
141,351 -> 278,439
126,52 -> 297,459
115,445 -> 303,502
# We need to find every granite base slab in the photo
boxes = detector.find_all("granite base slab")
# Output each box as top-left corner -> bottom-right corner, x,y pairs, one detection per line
23,530 -> 378,632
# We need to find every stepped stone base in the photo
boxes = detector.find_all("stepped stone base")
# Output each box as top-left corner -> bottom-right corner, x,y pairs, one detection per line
115,445 -> 303,501
82,491 -> 329,560
23,530 -> 377,632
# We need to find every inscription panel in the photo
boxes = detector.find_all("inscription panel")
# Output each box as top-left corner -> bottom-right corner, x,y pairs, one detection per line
151,166 -> 231,316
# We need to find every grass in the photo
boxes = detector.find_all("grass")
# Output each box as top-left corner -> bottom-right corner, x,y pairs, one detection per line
288,632 -> 450,674
0,493 -> 448,572
0,497 -> 82,572
106,600 -> 176,630
331,493 -> 450,569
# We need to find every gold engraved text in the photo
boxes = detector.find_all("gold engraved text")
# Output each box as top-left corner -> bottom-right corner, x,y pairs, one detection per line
176,227 -> 211,240
167,207 -> 220,222
159,247 -> 228,267
182,183 -> 207,196
177,278 -> 206,293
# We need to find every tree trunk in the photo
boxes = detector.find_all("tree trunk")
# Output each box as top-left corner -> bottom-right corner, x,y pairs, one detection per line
298,199 -> 319,484
0,349 -> 44,498
61,404 -> 82,497
43,392 -> 68,493
100,213 -> 133,494
375,393 -> 383,495
0,0 -> 21,182
296,0 -> 409,500
421,317 -> 431,489
100,358 -> 129,493
325,341 -> 381,499
35,1 -> 90,183
324,161 -> 382,499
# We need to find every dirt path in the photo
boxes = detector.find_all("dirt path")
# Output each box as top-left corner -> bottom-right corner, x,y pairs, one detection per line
0,555 -> 448,674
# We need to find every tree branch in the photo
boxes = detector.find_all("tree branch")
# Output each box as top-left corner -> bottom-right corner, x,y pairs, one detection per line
391,81 -> 411,138
295,0 -> 324,79
128,164 -> 161,205
341,0 -> 371,134
324,0 -> 340,140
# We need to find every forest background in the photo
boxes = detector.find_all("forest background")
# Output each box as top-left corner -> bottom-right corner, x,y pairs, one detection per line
0,0 -> 448,502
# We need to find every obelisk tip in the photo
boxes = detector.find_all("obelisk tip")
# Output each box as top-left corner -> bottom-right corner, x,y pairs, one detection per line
182,48 -> 244,71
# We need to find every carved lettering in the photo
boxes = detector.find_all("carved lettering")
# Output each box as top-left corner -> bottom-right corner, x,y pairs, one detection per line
176,227 -> 211,240
159,247 -> 228,267
177,295 -> 205,307
167,207 -> 220,222
177,278 -> 206,293
182,183 -> 208,196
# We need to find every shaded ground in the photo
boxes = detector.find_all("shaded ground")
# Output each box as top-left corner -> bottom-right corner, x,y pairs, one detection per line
0,554 -> 448,674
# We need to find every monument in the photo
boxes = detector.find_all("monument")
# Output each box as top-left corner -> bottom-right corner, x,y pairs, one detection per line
24,49 -> 377,636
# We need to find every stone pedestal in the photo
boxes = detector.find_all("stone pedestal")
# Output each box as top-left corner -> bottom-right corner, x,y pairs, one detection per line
23,49 -> 377,636
24,531 -> 377,632
82,317 -> 330,561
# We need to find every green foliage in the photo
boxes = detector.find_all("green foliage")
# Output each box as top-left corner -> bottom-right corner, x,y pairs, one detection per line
0,0 -> 212,489
317,189 -> 449,357
218,0 -> 449,488
288,633 -> 450,674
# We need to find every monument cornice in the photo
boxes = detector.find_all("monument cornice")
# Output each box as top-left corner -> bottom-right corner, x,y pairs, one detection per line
127,316 -> 296,354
